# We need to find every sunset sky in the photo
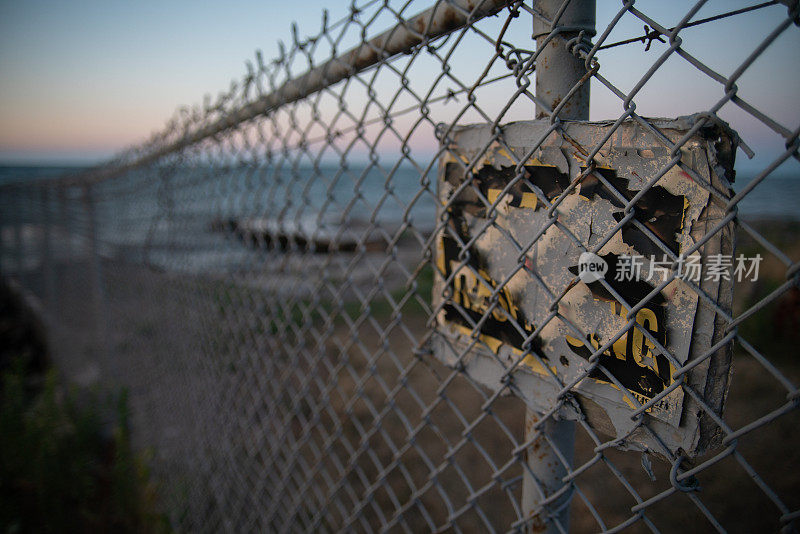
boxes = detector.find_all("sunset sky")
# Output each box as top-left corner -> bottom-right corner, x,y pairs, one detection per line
1,0 -> 797,171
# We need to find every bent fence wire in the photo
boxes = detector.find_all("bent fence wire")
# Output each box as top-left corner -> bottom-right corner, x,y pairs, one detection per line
1,0 -> 799,532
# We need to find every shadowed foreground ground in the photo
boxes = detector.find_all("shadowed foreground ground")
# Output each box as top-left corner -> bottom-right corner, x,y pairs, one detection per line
0,279 -> 169,533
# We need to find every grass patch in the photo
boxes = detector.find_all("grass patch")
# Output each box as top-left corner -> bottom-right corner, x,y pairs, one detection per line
0,278 -> 170,533
0,358 -> 171,533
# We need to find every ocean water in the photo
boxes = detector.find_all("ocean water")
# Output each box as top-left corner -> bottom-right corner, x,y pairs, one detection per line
1,163 -> 796,276
732,172 -> 800,220
1,164 -> 798,231
0,166 -> 87,186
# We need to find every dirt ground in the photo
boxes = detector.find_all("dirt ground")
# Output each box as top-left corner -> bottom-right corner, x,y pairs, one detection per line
7,218 -> 799,532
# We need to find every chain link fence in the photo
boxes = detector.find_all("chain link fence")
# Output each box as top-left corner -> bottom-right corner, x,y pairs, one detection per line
1,0 -> 799,531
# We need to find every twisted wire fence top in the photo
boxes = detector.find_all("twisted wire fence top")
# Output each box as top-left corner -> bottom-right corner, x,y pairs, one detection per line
1,0 -> 799,532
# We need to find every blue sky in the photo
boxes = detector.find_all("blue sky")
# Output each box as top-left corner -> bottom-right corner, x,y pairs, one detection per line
0,0 -> 797,172
0,0 -> 339,162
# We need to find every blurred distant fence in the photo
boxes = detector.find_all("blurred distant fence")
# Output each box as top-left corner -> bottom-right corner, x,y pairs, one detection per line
2,0 -> 800,532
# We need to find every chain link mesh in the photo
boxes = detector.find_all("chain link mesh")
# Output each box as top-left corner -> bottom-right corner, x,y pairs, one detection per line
2,0 -> 799,532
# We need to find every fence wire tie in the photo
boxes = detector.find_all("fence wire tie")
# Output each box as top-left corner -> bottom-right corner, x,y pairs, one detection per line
670,455 -> 701,493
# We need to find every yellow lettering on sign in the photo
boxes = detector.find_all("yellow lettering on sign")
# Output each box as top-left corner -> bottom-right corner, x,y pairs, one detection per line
486,188 -> 538,210
449,323 -> 549,376
451,261 -> 522,324
565,303 -> 670,386
630,306 -> 657,368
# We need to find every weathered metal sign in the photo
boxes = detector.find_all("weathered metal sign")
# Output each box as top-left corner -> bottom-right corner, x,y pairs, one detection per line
432,118 -> 736,456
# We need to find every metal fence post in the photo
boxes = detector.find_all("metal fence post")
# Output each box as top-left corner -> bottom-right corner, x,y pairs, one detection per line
83,185 -> 107,360
13,187 -> 25,276
522,1 -> 595,531
59,187 -> 71,266
41,186 -> 56,313
0,192 -> 5,275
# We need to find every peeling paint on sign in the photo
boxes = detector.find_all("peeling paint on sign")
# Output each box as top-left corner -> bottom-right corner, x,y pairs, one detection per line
432,117 -> 736,457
